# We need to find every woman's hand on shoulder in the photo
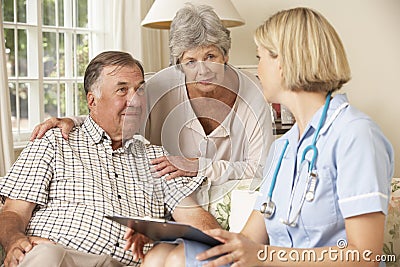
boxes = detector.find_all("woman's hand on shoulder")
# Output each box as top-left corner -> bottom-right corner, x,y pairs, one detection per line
30,117 -> 75,141
150,156 -> 199,180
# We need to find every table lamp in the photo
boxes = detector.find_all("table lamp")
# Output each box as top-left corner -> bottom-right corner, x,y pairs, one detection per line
141,0 -> 245,29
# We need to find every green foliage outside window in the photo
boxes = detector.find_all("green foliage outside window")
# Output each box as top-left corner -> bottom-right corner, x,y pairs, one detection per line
2,0 -> 90,123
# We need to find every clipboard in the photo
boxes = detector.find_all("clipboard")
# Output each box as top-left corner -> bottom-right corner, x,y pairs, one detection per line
106,215 -> 222,246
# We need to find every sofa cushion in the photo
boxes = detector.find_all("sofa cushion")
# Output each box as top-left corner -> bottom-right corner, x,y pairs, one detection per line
207,179 -> 258,230
0,245 -> 3,265
383,178 -> 400,266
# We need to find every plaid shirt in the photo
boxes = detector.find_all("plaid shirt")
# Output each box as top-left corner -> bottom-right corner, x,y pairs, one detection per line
0,116 -> 204,265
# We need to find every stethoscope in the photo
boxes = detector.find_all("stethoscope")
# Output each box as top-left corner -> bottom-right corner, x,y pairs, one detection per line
260,92 -> 332,227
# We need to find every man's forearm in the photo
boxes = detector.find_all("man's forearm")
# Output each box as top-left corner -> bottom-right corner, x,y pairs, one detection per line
191,208 -> 222,230
173,195 -> 222,230
0,210 -> 30,251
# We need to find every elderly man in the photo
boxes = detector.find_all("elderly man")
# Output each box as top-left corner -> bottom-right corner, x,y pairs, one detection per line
0,51 -> 219,267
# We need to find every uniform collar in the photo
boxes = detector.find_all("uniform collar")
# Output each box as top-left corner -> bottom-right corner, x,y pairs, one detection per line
307,93 -> 349,136
283,93 -> 349,148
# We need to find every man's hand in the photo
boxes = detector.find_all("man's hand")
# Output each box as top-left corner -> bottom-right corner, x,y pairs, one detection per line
4,235 -> 54,267
150,156 -> 199,180
30,117 -> 75,141
123,228 -> 152,261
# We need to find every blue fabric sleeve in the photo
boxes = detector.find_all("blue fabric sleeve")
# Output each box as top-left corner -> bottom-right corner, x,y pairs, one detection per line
336,118 -> 394,218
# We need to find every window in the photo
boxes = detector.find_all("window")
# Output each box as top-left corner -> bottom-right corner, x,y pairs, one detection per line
2,0 -> 99,145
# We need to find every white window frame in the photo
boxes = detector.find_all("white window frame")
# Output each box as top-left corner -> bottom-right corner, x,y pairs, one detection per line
3,0 -> 106,148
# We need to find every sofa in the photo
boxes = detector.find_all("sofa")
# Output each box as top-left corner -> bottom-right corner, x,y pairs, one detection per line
0,178 -> 399,265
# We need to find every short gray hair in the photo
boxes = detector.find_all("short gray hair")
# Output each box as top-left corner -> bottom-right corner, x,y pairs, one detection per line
84,51 -> 144,98
169,3 -> 231,65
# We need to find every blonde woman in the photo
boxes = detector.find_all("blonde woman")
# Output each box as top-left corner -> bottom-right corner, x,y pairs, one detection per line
150,7 -> 394,267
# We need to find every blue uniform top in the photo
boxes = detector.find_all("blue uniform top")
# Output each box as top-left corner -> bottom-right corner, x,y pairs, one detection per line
255,94 -> 394,251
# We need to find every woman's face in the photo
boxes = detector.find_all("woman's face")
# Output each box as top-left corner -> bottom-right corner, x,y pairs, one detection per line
256,45 -> 282,103
180,45 -> 228,94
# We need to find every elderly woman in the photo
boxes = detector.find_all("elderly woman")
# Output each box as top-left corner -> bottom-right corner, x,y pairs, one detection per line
143,4 -> 274,208
31,4 -> 273,212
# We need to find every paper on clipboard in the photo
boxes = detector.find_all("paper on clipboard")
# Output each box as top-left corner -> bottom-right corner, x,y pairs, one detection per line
106,215 -> 222,246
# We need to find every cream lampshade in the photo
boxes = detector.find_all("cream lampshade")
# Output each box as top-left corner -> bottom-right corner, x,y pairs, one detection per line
141,0 -> 245,29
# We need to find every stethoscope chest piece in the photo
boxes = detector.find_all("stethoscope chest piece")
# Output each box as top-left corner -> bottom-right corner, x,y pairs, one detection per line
261,198 -> 276,219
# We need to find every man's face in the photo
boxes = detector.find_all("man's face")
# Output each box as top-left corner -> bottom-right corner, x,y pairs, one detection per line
88,65 -> 145,145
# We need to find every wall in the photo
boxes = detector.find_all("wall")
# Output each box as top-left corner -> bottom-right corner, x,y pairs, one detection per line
226,0 -> 399,177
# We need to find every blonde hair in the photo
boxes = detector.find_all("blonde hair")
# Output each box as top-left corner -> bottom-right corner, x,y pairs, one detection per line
254,7 -> 351,92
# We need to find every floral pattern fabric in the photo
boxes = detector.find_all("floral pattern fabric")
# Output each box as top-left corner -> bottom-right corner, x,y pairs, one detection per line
207,179 -> 256,230
384,178 -> 400,266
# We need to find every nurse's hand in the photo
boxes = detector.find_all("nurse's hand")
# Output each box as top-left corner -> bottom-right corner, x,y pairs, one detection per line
30,117 -> 74,140
123,228 -> 152,261
196,229 -> 265,267
150,156 -> 199,180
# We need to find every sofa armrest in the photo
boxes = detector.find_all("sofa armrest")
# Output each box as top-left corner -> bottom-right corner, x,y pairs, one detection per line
0,202 -> 4,264
229,190 -> 260,232
383,178 -> 400,266
207,179 -> 259,230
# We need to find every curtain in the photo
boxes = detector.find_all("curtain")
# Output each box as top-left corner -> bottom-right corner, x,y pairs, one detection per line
110,0 -> 167,72
0,11 -> 14,176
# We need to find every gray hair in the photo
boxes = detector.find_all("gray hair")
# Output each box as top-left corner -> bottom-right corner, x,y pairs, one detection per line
169,3 -> 231,65
84,51 -> 144,98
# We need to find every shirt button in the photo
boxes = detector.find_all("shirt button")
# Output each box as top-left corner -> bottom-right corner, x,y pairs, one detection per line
118,195 -> 122,199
